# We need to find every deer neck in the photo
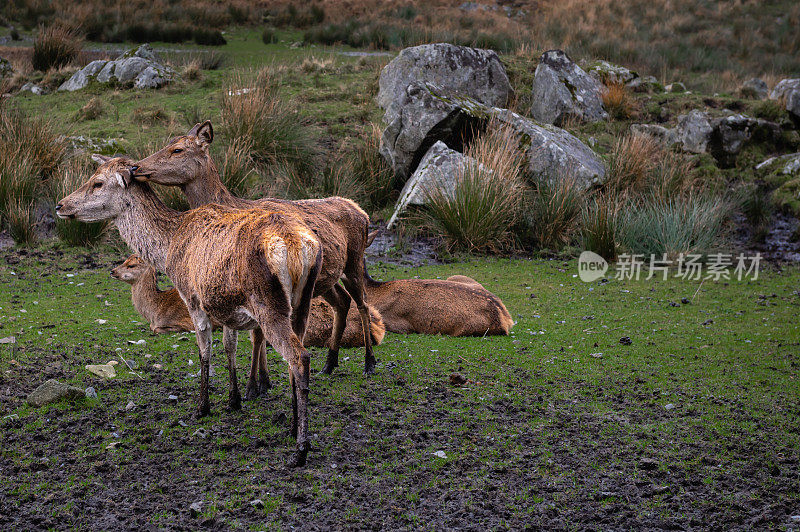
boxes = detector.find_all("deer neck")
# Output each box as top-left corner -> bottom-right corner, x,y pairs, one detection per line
131,268 -> 160,304
114,184 -> 182,273
181,156 -> 235,209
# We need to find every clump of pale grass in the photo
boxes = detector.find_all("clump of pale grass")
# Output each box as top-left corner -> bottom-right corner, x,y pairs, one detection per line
423,122 -> 526,252
220,68 -> 318,178
602,82 -> 637,120
32,24 -> 83,72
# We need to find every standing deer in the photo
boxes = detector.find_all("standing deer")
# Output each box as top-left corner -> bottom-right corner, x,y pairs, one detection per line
131,121 -> 375,392
112,253 -> 386,348
57,156 -> 321,467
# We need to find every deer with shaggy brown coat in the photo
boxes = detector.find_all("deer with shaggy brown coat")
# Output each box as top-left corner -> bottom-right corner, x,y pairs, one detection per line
363,256 -> 513,336
57,156 -> 321,467
112,254 -> 386,348
131,121 -> 375,392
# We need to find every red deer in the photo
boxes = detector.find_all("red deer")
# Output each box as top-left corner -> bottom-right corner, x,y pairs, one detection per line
57,156 -> 320,467
131,121 -> 375,389
363,270 -> 514,336
112,254 -> 386,348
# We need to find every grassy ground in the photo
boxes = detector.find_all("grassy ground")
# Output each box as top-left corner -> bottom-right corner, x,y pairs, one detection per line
1,245 -> 798,529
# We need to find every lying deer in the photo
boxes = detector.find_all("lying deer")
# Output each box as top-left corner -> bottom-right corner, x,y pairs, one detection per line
131,121 -> 374,386
112,254 -> 385,348
58,156 -> 320,467
364,266 -> 513,336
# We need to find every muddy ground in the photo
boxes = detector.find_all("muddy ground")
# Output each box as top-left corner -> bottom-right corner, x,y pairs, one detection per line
1,246 -> 799,530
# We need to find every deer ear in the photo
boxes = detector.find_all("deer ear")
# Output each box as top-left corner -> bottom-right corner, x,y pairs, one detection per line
195,120 -> 213,146
91,154 -> 112,165
367,230 -> 378,247
115,168 -> 133,188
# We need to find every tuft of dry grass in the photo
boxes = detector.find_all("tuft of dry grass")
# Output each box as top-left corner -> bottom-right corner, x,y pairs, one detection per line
220,68 -> 318,178
604,133 -> 662,197
75,96 -> 105,121
300,55 -> 335,73
32,24 -> 83,72
581,193 -> 620,260
602,82 -> 637,120
132,106 -> 172,127
182,60 -> 202,81
523,173 -> 584,251
423,121 -> 527,252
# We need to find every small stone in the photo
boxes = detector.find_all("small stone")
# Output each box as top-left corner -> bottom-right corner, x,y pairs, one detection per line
168,394 -> 178,403
189,501 -> 203,518
590,352 -> 603,358
125,401 -> 136,412
192,428 -> 209,439
128,339 -> 146,345
449,373 -> 467,386
619,336 -> 632,346
433,450 -> 447,459
639,458 -> 658,471
681,298 -> 690,304
153,364 -> 163,370
96,319 -> 107,324
664,403 -> 676,411
0,336 -> 16,344
178,420 -> 188,427
86,364 -> 116,379
790,515 -> 800,522
105,441 -> 122,450
250,499 -> 265,509
107,360 -> 119,366
27,379 -> 86,407
85,387 -> 98,399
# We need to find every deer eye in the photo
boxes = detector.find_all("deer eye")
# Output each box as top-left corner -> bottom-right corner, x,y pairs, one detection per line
172,148 -> 183,154
92,181 -> 103,190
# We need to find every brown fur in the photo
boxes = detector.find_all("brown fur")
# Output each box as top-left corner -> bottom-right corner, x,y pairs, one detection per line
364,271 -> 514,336
131,121 -> 375,379
57,157 -> 321,467
112,254 -> 385,348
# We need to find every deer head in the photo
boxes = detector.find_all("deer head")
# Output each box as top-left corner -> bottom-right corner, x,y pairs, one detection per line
56,155 -> 136,223
131,120 -> 214,185
111,254 -> 149,284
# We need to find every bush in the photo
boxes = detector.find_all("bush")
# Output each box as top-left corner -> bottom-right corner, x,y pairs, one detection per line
604,133 -> 661,197
262,27 -> 278,44
0,108 -> 66,178
6,197 -> 37,246
617,194 -> 732,260
32,24 -> 82,72
193,27 -> 226,46
0,157 -> 37,231
182,60 -> 201,81
522,175 -> 584,250
423,123 -> 526,252
753,99 -> 785,121
581,194 -> 619,260
132,106 -> 171,126
220,69 -> 318,178
50,160 -> 107,247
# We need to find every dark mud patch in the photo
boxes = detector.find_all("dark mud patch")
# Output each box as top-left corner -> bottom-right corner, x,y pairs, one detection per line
365,225 -> 440,267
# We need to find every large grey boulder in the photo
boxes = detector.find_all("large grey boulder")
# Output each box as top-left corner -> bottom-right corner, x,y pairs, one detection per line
380,81 -> 605,189
378,43 -> 512,125
59,44 -> 174,92
769,78 -> 800,122
674,110 -> 714,153
741,78 -> 768,100
530,50 -> 608,126
709,114 -> 782,167
27,379 -> 86,407
756,152 -> 800,177
387,141 -> 468,228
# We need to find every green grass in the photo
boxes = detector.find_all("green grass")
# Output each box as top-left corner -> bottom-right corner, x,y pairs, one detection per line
0,246 -> 798,528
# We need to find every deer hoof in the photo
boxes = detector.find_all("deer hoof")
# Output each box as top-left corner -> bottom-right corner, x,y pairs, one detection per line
319,363 -> 337,375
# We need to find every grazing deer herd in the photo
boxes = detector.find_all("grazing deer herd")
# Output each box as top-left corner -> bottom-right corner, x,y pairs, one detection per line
56,121 -> 513,467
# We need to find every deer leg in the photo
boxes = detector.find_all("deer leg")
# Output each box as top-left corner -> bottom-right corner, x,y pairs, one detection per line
222,326 -> 241,410
319,284 -> 351,375
258,337 -> 272,394
251,300 -> 311,468
188,305 -> 213,418
245,328 -> 267,400
289,368 -> 298,439
342,273 -> 375,375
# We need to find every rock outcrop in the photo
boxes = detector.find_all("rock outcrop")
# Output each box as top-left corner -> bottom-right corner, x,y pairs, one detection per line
59,44 -> 174,92
631,110 -> 782,167
380,82 -> 605,188
377,43 -> 512,125
586,60 -> 638,85
530,50 -> 608,126
741,78 -> 768,100
770,79 -> 800,123
387,141 -> 469,228
27,379 -> 86,407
